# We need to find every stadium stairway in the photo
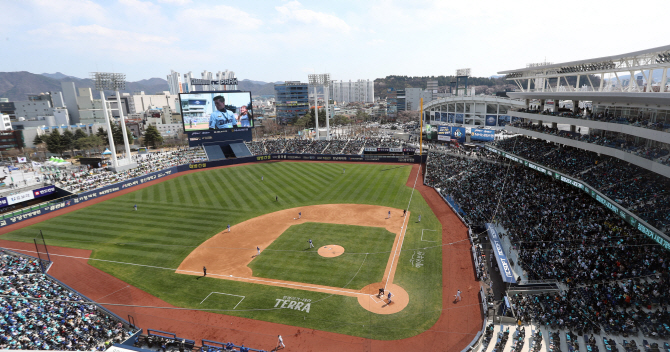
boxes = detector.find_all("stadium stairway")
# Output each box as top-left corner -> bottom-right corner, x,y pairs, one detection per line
203,145 -> 226,161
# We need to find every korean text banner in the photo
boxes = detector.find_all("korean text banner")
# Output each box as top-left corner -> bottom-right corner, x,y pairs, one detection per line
485,223 -> 517,283
437,126 -> 451,141
180,91 -> 253,132
471,129 -> 495,141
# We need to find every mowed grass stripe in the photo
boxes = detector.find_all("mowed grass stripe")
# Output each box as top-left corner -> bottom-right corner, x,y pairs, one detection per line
186,172 -> 211,207
216,168 -> 264,210
263,163 -> 318,200
211,168 -> 249,210
198,170 -> 226,209
283,163 -> 333,195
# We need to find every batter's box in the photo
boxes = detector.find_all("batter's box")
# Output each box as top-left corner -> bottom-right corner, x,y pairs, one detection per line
200,292 -> 245,310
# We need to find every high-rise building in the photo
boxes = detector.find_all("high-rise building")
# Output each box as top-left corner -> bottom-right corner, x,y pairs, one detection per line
426,80 -> 438,101
168,69 -> 237,94
61,82 -> 81,123
330,79 -> 374,103
405,88 -> 433,111
275,81 -> 309,124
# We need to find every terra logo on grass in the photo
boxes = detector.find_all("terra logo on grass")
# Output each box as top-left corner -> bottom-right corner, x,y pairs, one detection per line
274,296 -> 312,313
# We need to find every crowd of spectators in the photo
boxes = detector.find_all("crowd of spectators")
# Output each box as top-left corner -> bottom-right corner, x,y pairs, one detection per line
425,150 -> 670,340
243,137 -> 409,156
56,147 -> 207,193
509,120 -> 670,164
515,108 -> 670,132
0,251 -> 137,350
494,136 -> 670,232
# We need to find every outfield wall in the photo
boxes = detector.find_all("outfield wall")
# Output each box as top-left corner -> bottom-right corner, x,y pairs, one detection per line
0,154 -> 425,228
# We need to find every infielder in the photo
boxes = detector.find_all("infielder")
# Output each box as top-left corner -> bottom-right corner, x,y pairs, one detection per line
277,335 -> 285,349
418,214 -> 421,222
203,266 -> 206,277
257,246 -> 261,255
298,212 -> 301,219
227,224 -> 231,232
387,210 -> 391,219
455,289 -> 462,302
309,239 -> 314,248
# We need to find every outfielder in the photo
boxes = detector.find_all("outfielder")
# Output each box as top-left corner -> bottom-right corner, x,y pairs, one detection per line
309,239 -> 314,248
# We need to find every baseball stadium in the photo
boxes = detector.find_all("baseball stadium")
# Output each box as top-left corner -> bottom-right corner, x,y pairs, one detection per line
1,44 -> 670,352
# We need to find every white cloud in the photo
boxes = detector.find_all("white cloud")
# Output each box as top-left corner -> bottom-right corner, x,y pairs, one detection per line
29,0 -> 106,22
157,0 -> 191,4
178,5 -> 263,31
118,0 -> 162,17
275,1 -> 351,33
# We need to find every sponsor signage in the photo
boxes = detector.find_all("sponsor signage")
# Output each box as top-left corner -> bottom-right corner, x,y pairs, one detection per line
485,223 -> 516,283
470,128 -> 494,142
437,126 -> 451,141
190,78 -> 238,86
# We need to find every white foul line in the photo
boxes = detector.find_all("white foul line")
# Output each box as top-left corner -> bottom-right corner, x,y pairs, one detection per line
200,291 -> 245,309
384,165 -> 421,290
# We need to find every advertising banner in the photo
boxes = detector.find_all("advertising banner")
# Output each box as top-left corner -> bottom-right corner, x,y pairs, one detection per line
437,126 -> 451,141
451,127 -> 466,143
498,115 -> 510,126
471,129 -> 495,142
485,115 -> 497,126
485,223 -> 517,283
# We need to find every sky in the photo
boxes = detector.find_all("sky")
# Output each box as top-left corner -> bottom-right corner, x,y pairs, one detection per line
2,0 -> 670,83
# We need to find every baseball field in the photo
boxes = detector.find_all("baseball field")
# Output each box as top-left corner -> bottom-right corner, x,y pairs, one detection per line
0,161 -> 474,344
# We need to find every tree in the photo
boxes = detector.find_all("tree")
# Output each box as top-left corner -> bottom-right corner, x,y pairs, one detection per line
61,130 -> 75,156
33,134 -> 43,146
74,128 -> 87,141
143,125 -> 163,148
76,135 -> 105,154
333,115 -> 351,126
111,120 -> 134,147
46,129 -> 65,156
96,127 -> 107,140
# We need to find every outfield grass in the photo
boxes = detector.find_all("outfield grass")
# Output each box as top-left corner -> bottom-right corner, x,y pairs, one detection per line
1,162 -> 444,339
249,222 -> 396,289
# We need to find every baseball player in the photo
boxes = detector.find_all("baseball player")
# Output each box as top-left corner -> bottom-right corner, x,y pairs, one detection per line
342,168 -> 345,174
455,289 -> 462,302
203,266 -> 206,277
298,212 -> 301,219
387,291 -> 392,303
134,204 -> 137,211
377,287 -> 385,298
387,210 -> 391,219
261,176 -> 264,181
418,214 -> 421,222
403,209 -> 407,217
309,239 -> 314,248
227,224 -> 231,232
257,246 -> 260,255
276,195 -> 278,202
277,335 -> 285,349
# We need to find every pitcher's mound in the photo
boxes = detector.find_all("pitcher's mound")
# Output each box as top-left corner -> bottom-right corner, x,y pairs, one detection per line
318,245 -> 344,257
358,283 -> 409,314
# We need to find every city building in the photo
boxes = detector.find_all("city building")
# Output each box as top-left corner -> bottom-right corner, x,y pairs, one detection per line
61,82 -> 81,123
426,80 -> 439,101
168,69 -> 237,94
0,130 -> 24,151
405,88 -> 433,111
0,114 -> 11,131
274,81 -> 309,124
330,79 -> 374,103
0,101 -> 16,120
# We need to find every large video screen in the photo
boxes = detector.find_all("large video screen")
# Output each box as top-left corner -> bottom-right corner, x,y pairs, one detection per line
180,91 -> 253,132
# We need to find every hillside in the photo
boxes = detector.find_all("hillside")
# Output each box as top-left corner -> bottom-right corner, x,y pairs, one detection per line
0,72 -> 170,101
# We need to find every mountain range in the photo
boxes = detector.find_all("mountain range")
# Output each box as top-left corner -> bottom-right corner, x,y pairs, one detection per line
0,72 -> 280,102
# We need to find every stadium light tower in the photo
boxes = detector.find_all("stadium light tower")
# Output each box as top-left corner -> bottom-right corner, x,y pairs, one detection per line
110,73 -> 133,163
308,73 -> 331,140
92,72 -> 136,171
92,72 -> 118,169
